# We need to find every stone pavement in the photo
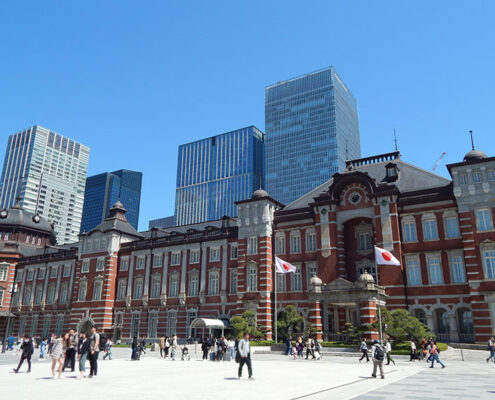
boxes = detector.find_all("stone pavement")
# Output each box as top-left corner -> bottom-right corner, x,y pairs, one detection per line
0,347 -> 492,399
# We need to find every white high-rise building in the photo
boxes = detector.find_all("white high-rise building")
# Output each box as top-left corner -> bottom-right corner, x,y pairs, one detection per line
0,125 -> 90,244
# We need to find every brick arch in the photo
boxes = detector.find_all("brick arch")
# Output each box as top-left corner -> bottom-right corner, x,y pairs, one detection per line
328,172 -> 378,205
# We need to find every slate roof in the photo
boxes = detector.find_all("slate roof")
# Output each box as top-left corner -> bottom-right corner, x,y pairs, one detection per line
284,156 -> 451,211
0,206 -> 54,235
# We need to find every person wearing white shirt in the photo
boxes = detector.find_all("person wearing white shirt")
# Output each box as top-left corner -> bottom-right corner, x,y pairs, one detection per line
237,333 -> 253,379
385,339 -> 395,365
410,339 -> 417,361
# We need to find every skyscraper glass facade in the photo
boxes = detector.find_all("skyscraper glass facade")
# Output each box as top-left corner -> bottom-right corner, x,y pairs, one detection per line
175,126 -> 265,226
0,125 -> 90,244
265,66 -> 360,205
80,169 -> 142,232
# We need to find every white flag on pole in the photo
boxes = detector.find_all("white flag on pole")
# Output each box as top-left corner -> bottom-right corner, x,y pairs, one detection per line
374,246 -> 401,266
275,257 -> 297,273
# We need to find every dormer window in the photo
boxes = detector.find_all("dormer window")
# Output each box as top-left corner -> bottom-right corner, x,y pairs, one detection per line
385,163 -> 399,181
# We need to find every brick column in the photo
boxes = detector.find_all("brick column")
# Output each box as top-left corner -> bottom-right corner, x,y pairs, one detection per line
360,299 -> 379,341
308,300 -> 323,340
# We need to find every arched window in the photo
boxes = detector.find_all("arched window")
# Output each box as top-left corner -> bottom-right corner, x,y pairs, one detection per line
46,284 -> 55,304
78,280 -> 87,301
435,308 -> 449,334
457,308 -> 474,334
481,242 -> 495,280
93,279 -> 103,300
414,309 -> 427,326
59,283 -> 69,303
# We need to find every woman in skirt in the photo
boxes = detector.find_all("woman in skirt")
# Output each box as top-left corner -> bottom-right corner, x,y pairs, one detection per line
50,333 -> 65,379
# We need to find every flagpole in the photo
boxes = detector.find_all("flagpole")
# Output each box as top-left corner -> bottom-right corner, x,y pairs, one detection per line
274,265 -> 278,344
373,246 -> 383,344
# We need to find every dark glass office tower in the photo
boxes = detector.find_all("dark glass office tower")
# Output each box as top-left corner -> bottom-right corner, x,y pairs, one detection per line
80,169 -> 142,232
265,66 -> 360,205
175,126 -> 265,226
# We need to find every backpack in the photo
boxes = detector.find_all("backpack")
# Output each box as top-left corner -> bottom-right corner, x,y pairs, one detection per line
374,345 -> 384,361
99,334 -> 108,351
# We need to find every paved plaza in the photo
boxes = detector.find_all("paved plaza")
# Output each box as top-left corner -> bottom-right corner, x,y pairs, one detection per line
0,348 -> 493,399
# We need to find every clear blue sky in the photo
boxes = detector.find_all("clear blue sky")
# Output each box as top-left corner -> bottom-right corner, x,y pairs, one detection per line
1,1 -> 494,231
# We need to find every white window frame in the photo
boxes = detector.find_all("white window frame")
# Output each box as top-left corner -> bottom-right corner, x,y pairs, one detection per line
209,247 -> 220,262
459,173 -> 468,185
246,264 -> 257,292
27,269 -> 34,281
59,283 -> 69,303
357,231 -> 372,251
93,279 -> 103,301
117,279 -> 127,300
481,243 -> 495,280
229,269 -> 238,294
275,234 -> 286,255
230,244 -> 238,260
34,287 -> 43,304
473,171 -> 482,183
0,265 -> 7,281
306,230 -> 317,252
169,274 -> 179,297
153,253 -> 163,268
96,258 -> 105,272
150,275 -> 161,299
50,266 -> 58,278
422,214 -> 439,241
136,256 -> 145,270
307,263 -> 318,284
247,237 -> 257,255
46,284 -> 55,304
426,254 -> 443,284
190,249 -> 200,264
78,280 -> 87,301
444,213 -> 460,239
291,265 -> 302,291
276,272 -> 286,292
476,208 -> 494,232
405,255 -> 421,286
81,260 -> 90,273
208,271 -> 220,295
134,277 -> 144,299
290,232 -> 301,254
171,252 -> 181,266
449,253 -> 466,283
63,264 -> 71,277
120,257 -> 129,271
131,313 -> 141,338
167,310 -> 177,336
38,268 -> 45,280
402,216 -> 417,243
488,169 -> 495,181
188,273 -> 199,296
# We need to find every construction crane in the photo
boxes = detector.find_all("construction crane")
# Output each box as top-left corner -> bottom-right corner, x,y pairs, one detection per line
432,152 -> 446,171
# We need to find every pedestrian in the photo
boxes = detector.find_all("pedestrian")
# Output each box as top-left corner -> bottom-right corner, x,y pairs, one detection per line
296,337 -> 304,359
88,326 -> 100,378
285,336 -> 292,356
63,329 -> 78,372
171,335 -> 178,360
13,335 -> 34,374
410,339 -> 417,361
305,337 -> 314,359
103,338 -> 113,360
50,333 -> 65,379
131,336 -> 138,360
76,332 -> 90,379
40,337 -> 47,360
487,337 -> 495,363
165,336 -> 170,358
371,339 -> 385,379
429,341 -> 445,369
420,339 -> 428,361
228,337 -> 235,361
385,339 -> 395,365
201,337 -> 209,360
237,333 -> 253,379
141,336 -> 147,355
159,335 -> 165,358
7,334 -> 15,351
359,338 -> 369,362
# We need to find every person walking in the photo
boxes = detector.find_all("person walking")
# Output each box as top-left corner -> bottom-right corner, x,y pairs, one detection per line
141,336 -> 147,355
159,335 -> 166,358
131,337 -> 138,360
13,335 -> 34,374
201,337 -> 209,360
76,332 -> 90,379
487,337 -> 495,363
359,338 -> 370,362
410,339 -> 417,361
228,337 -> 235,361
429,341 -> 445,369
371,339 -> 385,379
39,338 -> 47,360
165,336 -> 170,358
385,339 -> 395,365
285,336 -> 292,356
237,333 -> 253,379
305,337 -> 314,359
103,338 -> 113,360
50,333 -> 65,379
171,335 -> 178,360
88,326 -> 100,378
63,329 -> 78,372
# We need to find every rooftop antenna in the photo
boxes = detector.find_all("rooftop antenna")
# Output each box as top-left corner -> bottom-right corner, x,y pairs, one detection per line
394,129 -> 398,152
469,130 -> 475,150
34,172 -> 43,215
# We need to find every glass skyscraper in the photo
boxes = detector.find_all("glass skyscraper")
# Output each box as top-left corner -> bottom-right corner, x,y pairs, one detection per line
265,66 -> 360,205
80,169 -> 142,232
0,125 -> 90,244
175,126 -> 265,226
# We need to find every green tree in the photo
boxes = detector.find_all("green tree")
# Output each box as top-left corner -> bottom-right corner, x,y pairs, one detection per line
337,322 -> 363,344
373,308 -> 431,343
230,311 -> 263,339
304,321 -> 317,337
277,305 -> 304,341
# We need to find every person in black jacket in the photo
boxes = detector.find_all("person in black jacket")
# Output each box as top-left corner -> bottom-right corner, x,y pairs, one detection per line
201,337 -> 209,360
76,332 -> 90,379
13,335 -> 34,373
131,337 -> 138,360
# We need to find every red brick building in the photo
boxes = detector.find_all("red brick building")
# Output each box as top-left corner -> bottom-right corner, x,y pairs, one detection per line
2,149 -> 495,344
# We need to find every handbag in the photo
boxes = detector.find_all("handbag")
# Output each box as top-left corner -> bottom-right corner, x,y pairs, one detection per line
235,351 -> 241,363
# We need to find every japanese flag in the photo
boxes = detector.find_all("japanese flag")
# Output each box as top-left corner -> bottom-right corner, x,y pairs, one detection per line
374,246 -> 401,266
275,257 -> 297,273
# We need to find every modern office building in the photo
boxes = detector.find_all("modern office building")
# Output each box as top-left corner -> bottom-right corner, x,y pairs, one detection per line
0,125 -> 89,244
149,215 -> 175,229
265,66 -> 361,205
80,169 -> 142,232
175,126 -> 265,226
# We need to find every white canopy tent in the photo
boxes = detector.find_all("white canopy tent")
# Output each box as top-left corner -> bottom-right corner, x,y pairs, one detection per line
190,318 -> 226,337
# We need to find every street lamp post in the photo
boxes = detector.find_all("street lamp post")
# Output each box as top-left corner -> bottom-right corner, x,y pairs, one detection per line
2,283 -> 17,353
